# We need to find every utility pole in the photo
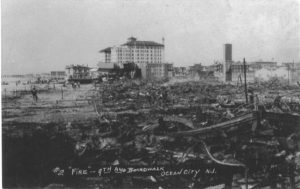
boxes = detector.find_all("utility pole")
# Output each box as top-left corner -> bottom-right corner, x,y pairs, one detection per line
4,88 -> 6,102
61,86 -> 64,100
243,58 -> 248,104
292,60 -> 295,84
288,64 -> 290,86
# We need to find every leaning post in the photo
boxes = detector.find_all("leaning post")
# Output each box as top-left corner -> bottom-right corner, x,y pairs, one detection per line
61,86 -> 64,100
243,58 -> 248,104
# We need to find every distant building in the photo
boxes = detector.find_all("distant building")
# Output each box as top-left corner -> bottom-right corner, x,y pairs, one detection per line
189,63 -> 203,71
282,62 -> 300,83
90,68 -> 100,79
203,62 -> 223,72
36,73 -> 51,83
173,67 -> 188,77
50,71 -> 66,81
203,62 -> 223,81
292,63 -> 300,83
282,62 -> 295,68
65,65 -> 92,84
99,37 -> 165,67
188,64 -> 204,77
100,47 -> 112,63
98,68 -> 114,76
140,63 -> 173,79
230,62 -> 255,83
250,61 -> 277,71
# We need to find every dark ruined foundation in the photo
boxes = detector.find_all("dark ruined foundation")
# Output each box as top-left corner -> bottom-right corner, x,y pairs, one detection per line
2,80 -> 300,188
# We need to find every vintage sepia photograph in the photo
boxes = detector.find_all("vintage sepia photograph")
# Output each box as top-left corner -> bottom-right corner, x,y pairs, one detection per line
1,0 -> 300,188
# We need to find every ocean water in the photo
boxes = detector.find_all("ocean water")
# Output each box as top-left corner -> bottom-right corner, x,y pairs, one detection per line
2,76 -> 34,91
2,76 -> 51,97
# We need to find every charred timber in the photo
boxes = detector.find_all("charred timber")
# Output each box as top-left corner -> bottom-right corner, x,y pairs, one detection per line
175,112 -> 255,136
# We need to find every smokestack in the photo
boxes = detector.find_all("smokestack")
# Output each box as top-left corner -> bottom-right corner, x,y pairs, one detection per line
223,43 -> 232,82
224,44 -> 232,62
162,37 -> 165,45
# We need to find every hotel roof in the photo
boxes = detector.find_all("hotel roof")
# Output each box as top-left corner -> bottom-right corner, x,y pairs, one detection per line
99,37 -> 164,53
122,40 -> 164,47
99,47 -> 111,53
66,65 -> 91,69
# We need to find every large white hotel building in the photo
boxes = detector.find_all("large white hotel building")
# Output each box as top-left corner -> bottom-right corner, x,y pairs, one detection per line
99,37 -> 173,79
99,37 -> 165,67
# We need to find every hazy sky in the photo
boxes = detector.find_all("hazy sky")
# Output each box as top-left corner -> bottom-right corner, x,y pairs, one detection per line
2,0 -> 300,74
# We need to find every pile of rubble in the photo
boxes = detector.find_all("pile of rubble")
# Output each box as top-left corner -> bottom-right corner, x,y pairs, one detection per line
3,79 -> 300,188
64,80 -> 300,188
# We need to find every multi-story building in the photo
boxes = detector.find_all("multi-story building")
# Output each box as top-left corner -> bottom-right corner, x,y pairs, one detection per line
100,47 -> 112,63
250,61 -> 277,71
188,64 -> 204,77
140,63 -> 173,79
36,73 -> 51,83
99,37 -> 165,67
203,62 -> 223,81
282,62 -> 300,84
50,71 -> 66,81
203,62 -> 223,72
173,67 -> 188,77
230,62 -> 255,83
65,65 -> 92,84
292,63 -> 300,84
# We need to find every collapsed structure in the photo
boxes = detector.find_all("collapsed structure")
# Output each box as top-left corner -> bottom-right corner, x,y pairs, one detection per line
2,77 -> 300,188
83,79 -> 300,188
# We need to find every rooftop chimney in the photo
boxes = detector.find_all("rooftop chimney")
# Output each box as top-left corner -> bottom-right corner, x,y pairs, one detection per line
128,37 -> 137,42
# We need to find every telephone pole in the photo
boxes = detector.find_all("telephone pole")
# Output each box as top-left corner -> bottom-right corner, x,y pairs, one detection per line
288,64 -> 290,86
243,58 -> 248,104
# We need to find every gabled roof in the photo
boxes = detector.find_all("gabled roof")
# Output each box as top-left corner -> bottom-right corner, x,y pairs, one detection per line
66,65 -> 91,69
99,47 -> 111,53
122,40 -> 164,47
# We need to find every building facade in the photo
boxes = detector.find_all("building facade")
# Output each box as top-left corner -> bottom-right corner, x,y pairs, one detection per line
188,64 -> 204,77
65,65 -> 92,83
99,37 -> 165,67
282,62 -> 300,84
140,63 -> 173,79
203,62 -> 224,81
250,61 -> 277,71
50,71 -> 66,81
173,67 -> 188,77
230,62 -> 255,83
203,62 -> 223,72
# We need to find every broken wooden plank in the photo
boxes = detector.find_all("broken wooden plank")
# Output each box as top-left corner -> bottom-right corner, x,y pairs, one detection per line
200,140 -> 246,168
163,115 -> 195,129
175,112 -> 255,136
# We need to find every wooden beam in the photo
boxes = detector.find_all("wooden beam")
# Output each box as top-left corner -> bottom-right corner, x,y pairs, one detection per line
175,112 -> 255,136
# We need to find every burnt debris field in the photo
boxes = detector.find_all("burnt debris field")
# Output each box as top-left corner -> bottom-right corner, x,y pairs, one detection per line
2,79 -> 300,189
